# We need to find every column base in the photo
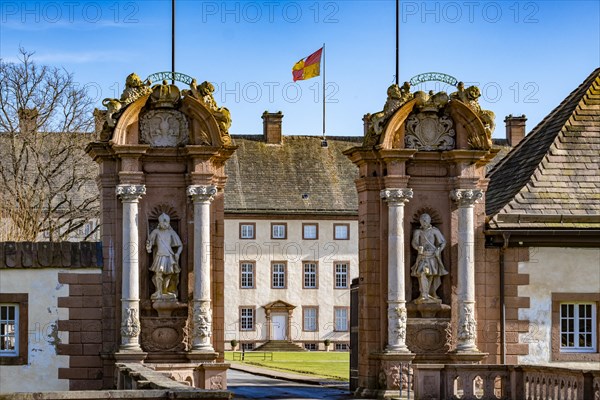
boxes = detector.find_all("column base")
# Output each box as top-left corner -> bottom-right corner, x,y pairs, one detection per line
187,350 -> 219,363
114,350 -> 147,363
448,350 -> 488,364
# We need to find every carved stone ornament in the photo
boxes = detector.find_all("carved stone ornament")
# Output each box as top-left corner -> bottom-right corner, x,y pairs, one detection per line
391,306 -> 407,342
116,184 -> 146,201
380,188 -> 414,204
140,317 -> 188,352
458,304 -> 477,341
187,185 -> 217,203
121,308 -> 141,338
209,375 -> 224,390
193,302 -> 212,339
405,104 -> 455,151
450,82 -> 495,149
102,73 -> 152,127
139,109 -> 189,147
450,189 -> 483,207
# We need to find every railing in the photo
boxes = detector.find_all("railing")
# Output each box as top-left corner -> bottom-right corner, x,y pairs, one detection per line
413,364 -> 600,400
231,351 -> 273,361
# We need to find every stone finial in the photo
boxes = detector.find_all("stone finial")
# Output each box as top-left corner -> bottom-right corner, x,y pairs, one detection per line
149,80 -> 181,108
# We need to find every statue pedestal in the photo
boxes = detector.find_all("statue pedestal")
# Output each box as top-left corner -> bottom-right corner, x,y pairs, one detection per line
152,298 -> 186,317
408,301 -> 451,318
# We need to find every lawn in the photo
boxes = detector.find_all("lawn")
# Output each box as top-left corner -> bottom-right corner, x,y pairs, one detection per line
224,351 -> 349,381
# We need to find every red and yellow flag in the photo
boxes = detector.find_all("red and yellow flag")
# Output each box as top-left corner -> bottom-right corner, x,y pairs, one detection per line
292,47 -> 323,82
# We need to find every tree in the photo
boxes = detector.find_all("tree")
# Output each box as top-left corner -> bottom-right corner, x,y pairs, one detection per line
0,48 -> 99,241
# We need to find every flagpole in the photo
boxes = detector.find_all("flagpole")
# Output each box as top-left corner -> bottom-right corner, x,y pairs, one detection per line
171,0 -> 176,84
396,0 -> 399,86
322,43 -> 326,138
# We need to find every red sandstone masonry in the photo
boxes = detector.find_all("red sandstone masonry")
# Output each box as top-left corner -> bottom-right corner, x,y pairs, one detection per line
57,272 -> 104,390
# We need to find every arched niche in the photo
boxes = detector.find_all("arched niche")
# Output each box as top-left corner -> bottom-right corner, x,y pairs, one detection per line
379,99 -> 417,150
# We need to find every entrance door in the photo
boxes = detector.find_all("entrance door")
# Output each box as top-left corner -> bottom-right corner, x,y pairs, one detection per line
272,314 -> 287,340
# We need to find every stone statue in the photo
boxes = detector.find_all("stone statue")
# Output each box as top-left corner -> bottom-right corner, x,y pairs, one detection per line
411,213 -> 448,303
450,82 -> 495,149
102,73 -> 152,127
146,213 -> 183,300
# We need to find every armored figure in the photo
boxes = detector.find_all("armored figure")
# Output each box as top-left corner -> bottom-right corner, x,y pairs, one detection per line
146,213 -> 183,300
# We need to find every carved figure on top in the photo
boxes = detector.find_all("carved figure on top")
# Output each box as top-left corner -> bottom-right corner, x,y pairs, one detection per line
364,82 -> 414,146
450,82 -> 495,149
185,79 -> 232,144
149,80 -> 181,108
405,91 -> 455,151
146,213 -> 183,300
411,213 -> 448,304
101,73 -> 152,128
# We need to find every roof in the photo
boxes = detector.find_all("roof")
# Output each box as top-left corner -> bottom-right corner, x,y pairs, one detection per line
486,69 -> 600,229
224,135 -> 361,215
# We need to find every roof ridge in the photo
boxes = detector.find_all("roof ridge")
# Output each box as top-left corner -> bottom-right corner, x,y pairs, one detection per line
487,68 -> 600,178
486,68 -> 600,218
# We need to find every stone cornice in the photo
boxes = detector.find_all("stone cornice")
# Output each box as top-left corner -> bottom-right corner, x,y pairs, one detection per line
116,184 -> 146,202
380,188 -> 414,205
187,185 -> 217,203
451,189 -> 483,207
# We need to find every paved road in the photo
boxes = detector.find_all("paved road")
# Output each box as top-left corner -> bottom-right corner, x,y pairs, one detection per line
227,369 -> 354,399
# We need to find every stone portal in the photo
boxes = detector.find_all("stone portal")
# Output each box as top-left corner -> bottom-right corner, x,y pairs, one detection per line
87,73 -> 236,388
345,81 -> 497,397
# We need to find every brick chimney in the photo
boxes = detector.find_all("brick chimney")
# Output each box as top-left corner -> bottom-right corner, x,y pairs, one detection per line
18,108 -> 39,133
504,114 -> 527,147
262,111 -> 283,144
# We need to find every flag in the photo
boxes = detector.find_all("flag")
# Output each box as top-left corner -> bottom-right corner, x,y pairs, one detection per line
292,47 -> 323,82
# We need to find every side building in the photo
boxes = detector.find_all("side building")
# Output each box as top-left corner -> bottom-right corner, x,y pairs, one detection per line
222,113 -> 361,351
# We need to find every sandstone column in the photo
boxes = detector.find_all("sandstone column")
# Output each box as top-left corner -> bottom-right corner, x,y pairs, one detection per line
187,185 -> 217,352
116,184 -> 146,352
451,189 -> 483,352
380,188 -> 413,352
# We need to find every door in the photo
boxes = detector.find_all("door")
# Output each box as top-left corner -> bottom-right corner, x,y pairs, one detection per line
272,314 -> 287,340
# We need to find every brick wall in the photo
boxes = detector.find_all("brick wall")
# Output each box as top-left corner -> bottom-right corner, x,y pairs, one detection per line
57,272 -> 104,390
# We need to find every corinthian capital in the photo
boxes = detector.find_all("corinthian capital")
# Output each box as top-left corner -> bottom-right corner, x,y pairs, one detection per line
116,184 -> 146,202
450,189 -> 483,207
380,188 -> 413,205
187,185 -> 217,203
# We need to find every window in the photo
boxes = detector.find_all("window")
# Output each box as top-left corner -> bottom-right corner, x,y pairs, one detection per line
334,262 -> 349,289
240,308 -> 255,331
334,307 -> 349,331
271,223 -> 287,239
303,307 -> 318,331
303,223 -> 318,240
335,343 -> 350,351
240,262 -> 255,289
551,293 -> 599,362
334,224 -> 350,240
560,303 -> 596,352
0,305 -> 17,356
304,343 -> 318,351
0,294 -> 28,366
303,262 -> 318,288
239,223 -> 255,239
241,342 -> 254,351
272,262 -> 286,289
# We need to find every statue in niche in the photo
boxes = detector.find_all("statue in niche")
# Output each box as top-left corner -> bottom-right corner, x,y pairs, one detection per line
411,213 -> 448,304
146,213 -> 183,300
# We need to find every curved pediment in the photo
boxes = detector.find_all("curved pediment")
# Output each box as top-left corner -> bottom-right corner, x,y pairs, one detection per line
106,76 -> 232,148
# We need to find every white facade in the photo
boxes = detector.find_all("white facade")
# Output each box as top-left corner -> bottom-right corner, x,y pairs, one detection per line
0,268 -> 100,392
223,218 -> 358,350
518,247 -> 600,366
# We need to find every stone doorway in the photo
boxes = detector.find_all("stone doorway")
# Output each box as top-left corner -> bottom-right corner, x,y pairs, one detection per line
272,314 -> 287,340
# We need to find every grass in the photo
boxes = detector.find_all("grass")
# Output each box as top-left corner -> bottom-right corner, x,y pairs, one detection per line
224,351 -> 349,381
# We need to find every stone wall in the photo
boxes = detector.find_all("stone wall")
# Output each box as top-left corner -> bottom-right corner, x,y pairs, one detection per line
0,242 -> 103,393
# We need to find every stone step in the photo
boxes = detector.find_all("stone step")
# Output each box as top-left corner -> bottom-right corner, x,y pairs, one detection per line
254,340 -> 306,352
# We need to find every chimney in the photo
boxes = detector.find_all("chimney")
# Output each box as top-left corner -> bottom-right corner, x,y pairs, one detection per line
504,114 -> 527,147
93,108 -> 107,136
18,108 -> 39,133
262,111 -> 283,144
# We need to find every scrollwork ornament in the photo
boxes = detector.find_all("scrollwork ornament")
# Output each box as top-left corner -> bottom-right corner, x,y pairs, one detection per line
450,189 -> 483,207
187,185 -> 217,203
380,188 -> 413,204
116,185 -> 146,202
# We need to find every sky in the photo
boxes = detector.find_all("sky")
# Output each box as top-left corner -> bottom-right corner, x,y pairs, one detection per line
1,0 -> 599,138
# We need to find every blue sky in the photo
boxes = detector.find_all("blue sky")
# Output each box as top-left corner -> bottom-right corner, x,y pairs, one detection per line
1,0 -> 599,138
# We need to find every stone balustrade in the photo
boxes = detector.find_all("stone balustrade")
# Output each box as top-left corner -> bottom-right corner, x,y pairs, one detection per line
413,364 -> 600,400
